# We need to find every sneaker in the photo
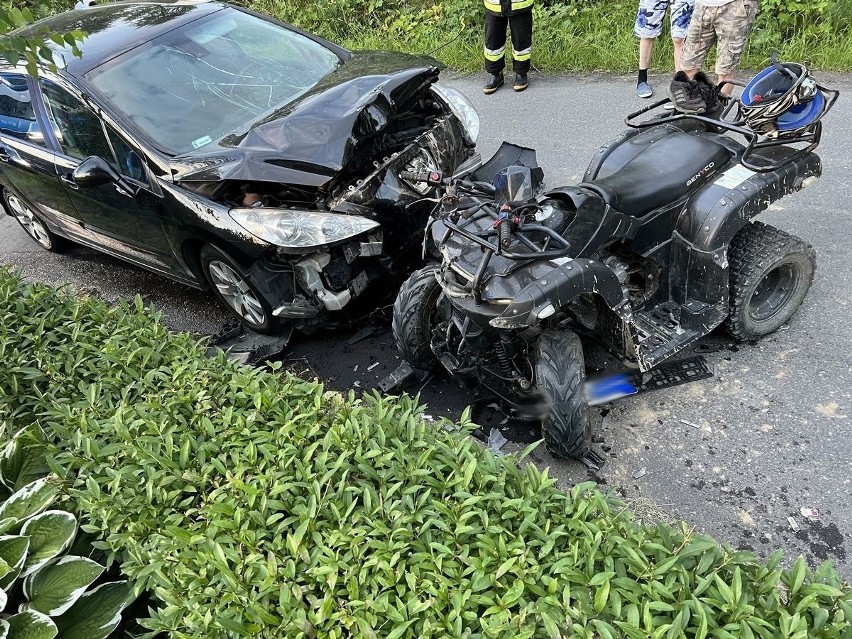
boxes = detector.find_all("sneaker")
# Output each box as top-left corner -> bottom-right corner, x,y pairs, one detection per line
666,71 -> 706,114
484,72 -> 504,95
694,71 -> 721,115
636,81 -> 653,98
513,73 -> 528,92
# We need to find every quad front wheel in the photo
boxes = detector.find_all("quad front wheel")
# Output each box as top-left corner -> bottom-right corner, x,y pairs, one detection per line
725,222 -> 816,341
536,330 -> 592,459
392,266 -> 443,372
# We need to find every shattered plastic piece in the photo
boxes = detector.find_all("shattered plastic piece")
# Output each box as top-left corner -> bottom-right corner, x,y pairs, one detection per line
352,380 -> 361,388
367,362 -> 380,371
680,419 -> 701,429
581,449 -> 606,470
633,467 -> 647,479
800,507 -> 820,520
487,428 -> 508,455
347,325 -> 380,345
788,516 -> 800,532
377,362 -> 419,394
353,365 -> 359,372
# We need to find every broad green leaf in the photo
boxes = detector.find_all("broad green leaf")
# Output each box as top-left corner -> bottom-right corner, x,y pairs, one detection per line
23,556 -> 104,616
0,429 -> 48,492
0,479 -> 58,525
19,511 -> 77,578
5,609 -> 57,639
0,535 -> 30,590
54,581 -> 135,639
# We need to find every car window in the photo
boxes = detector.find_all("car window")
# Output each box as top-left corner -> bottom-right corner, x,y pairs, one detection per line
0,73 -> 45,145
85,9 -> 341,154
105,126 -> 145,182
40,80 -> 116,165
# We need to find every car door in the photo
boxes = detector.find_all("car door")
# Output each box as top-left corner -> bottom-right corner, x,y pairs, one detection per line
38,78 -> 180,274
0,72 -> 89,243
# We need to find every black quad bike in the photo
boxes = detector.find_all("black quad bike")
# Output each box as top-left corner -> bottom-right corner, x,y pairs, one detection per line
391,64 -> 838,459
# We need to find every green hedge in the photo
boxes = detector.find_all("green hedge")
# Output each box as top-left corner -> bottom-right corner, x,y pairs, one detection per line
251,0 -> 852,72
1,266 -> 851,638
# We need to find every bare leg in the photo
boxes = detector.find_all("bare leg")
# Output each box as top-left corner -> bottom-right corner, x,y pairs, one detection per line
639,37 -> 654,70
716,72 -> 735,96
672,37 -> 684,71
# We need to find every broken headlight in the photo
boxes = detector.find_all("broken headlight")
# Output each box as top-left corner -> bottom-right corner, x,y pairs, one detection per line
229,208 -> 379,253
431,84 -> 479,144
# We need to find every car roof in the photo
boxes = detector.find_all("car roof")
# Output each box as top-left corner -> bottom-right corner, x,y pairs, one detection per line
10,1 -> 229,76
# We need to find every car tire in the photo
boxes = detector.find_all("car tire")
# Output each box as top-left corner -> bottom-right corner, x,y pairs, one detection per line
200,244 -> 285,335
392,266 -> 443,372
3,190 -> 71,252
725,221 -> 816,341
536,330 -> 592,460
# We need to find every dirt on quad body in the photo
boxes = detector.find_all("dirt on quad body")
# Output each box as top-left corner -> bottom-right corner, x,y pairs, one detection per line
392,93 -> 835,460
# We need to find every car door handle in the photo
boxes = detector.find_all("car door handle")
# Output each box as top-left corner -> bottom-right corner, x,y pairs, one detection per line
59,173 -> 79,190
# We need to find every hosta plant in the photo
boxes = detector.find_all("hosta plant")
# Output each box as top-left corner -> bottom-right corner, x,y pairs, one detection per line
0,426 -> 135,639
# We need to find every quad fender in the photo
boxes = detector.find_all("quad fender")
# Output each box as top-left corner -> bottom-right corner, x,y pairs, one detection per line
670,151 -> 822,307
489,259 -> 629,330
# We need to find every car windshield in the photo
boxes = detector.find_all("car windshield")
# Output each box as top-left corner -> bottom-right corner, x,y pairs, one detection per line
86,10 -> 341,154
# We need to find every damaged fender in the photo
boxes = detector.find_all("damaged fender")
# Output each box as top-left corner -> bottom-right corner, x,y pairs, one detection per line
490,259 -> 628,329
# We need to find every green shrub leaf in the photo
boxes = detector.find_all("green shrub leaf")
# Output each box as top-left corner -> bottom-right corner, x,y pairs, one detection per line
0,535 -> 30,590
23,556 -> 105,616
19,511 -> 76,578
0,479 -> 58,526
5,609 -> 57,639
53,581 -> 135,639
0,428 -> 49,492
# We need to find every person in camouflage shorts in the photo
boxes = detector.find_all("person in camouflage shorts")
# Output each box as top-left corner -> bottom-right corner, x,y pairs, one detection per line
634,0 -> 695,98
680,0 -> 759,96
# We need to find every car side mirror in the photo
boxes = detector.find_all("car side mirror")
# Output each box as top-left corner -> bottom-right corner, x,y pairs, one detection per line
72,156 -> 123,188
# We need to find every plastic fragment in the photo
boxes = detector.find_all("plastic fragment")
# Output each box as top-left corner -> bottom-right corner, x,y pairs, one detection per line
487,428 -> 508,455
633,467 -> 647,479
788,517 -> 800,532
353,364 -> 358,372
367,362 -> 380,371
680,419 -> 701,429
800,507 -> 819,520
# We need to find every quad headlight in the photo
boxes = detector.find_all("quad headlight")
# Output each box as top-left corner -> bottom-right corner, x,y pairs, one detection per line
230,208 -> 379,252
431,84 -> 480,144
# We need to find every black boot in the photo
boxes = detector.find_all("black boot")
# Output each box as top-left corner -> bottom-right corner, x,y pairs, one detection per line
483,72 -> 504,95
513,73 -> 528,92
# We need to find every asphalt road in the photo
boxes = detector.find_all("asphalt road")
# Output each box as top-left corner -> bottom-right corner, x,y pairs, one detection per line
1,71 -> 850,579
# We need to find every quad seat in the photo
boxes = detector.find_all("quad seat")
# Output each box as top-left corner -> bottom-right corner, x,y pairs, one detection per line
582,132 -> 732,217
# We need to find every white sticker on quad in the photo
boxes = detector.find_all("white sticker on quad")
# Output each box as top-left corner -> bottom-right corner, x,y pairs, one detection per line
713,164 -> 756,189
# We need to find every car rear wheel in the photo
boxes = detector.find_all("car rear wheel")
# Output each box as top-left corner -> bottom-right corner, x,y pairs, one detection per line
4,191 -> 70,252
725,222 -> 816,341
200,244 -> 285,335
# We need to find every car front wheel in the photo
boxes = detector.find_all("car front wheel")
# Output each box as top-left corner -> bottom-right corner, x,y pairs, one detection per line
4,191 -> 70,252
200,244 -> 285,335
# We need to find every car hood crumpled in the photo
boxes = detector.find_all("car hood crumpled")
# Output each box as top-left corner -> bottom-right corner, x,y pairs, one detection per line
169,51 -> 441,186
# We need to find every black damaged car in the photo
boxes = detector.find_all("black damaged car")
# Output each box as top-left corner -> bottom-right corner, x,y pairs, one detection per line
0,1 -> 479,333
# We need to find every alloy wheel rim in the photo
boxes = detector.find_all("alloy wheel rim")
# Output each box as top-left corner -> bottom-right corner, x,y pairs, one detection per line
7,195 -> 51,249
208,259 -> 266,326
749,263 -> 797,322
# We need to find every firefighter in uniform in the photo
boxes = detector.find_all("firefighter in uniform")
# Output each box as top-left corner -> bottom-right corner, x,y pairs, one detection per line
483,0 -> 533,94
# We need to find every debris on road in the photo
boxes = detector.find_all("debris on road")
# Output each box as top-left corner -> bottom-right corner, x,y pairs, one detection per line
800,507 -> 820,520
633,467 -> 647,479
581,449 -> 607,470
788,516 -> 800,532
377,362 -> 419,394
367,362 -> 380,371
347,325 -> 380,345
680,419 -> 701,429
487,428 -> 508,455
